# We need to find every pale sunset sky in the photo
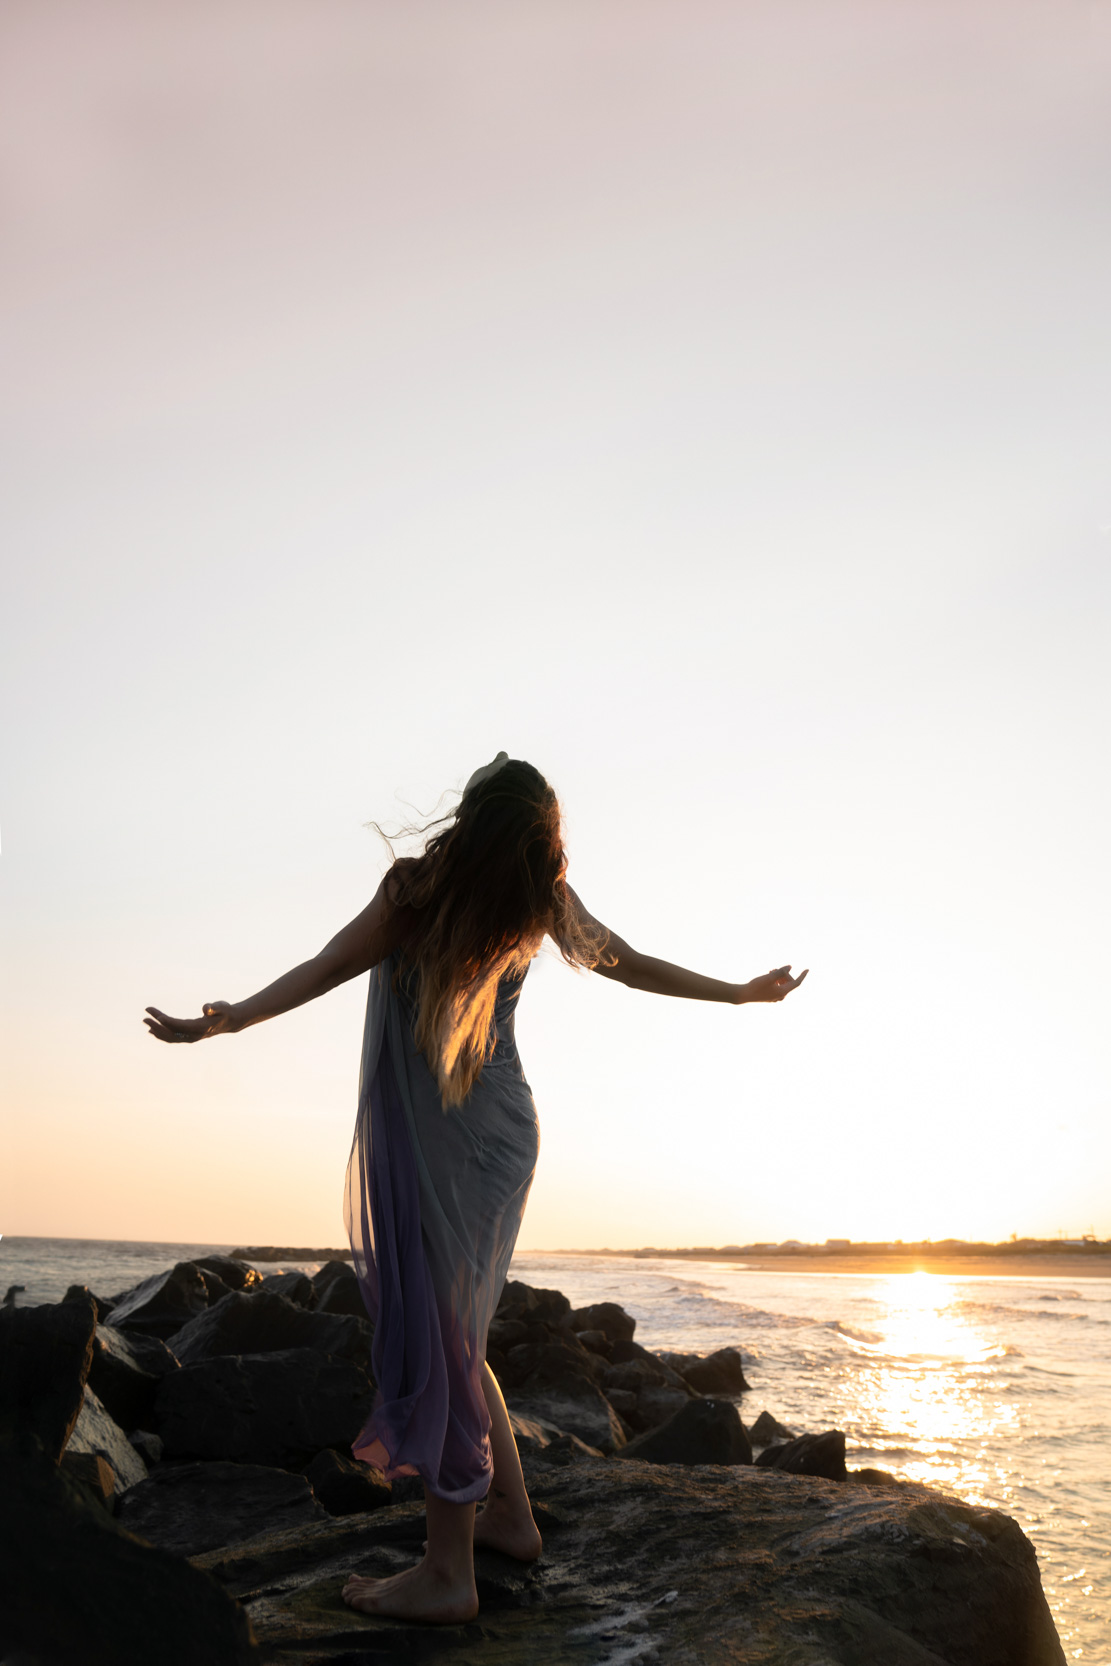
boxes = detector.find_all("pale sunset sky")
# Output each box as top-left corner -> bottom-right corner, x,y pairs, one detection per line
2,0 -> 1109,1251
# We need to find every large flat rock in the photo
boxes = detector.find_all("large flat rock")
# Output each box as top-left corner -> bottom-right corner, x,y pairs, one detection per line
117,1460 -> 326,1556
193,1457 -> 1064,1665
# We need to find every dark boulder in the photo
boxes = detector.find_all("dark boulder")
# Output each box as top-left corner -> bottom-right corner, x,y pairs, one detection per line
507,1381 -> 628,1453
63,1282 -> 116,1322
628,1385 -> 695,1433
117,1460 -> 326,1556
665,1346 -> 750,1395
540,1431 -> 609,1467
487,1315 -> 529,1351
67,1387 -> 148,1492
259,1270 -> 316,1307
311,1260 -> 368,1318
0,1435 -> 258,1665
755,1429 -> 847,1481
104,1325 -> 180,1377
129,1428 -> 164,1465
605,1387 -> 638,1420
303,1448 -> 392,1515
0,1293 -> 96,1459
152,1349 -> 375,1468
500,1332 -> 600,1392
60,1449 -> 116,1510
601,1355 -> 688,1394
89,1325 -> 162,1431
618,1397 -> 753,1466
169,1290 -> 374,1372
311,1259 -> 355,1296
568,1301 -> 636,1343
389,1473 -> 427,1506
507,1410 -> 605,1467
315,1275 -> 369,1318
574,1328 -> 612,1358
852,1466 -> 902,1488
193,1255 -> 263,1293
496,1280 -> 571,1327
750,1409 -> 795,1446
197,1269 -> 235,1305
609,1336 -> 672,1369
109,1262 -> 209,1339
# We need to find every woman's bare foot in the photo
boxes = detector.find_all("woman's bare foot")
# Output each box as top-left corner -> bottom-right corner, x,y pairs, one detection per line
342,1558 -> 479,1624
472,1498 -> 543,1562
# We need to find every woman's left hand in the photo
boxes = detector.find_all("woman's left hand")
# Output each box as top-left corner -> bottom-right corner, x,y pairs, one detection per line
738,966 -> 809,1003
143,1002 -> 236,1043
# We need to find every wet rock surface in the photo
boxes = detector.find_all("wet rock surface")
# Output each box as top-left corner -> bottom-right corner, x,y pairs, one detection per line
194,1457 -> 1065,1666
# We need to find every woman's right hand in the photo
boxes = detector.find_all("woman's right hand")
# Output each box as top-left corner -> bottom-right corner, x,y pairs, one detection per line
143,1001 -> 236,1044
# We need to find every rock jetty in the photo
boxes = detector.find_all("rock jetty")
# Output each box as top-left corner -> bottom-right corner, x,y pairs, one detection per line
0,1258 -> 1066,1665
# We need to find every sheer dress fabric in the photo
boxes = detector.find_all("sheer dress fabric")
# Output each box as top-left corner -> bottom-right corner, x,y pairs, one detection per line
344,955 -> 538,1503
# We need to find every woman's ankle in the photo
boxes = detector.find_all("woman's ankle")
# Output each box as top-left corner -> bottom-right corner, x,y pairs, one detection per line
482,1490 -> 533,1523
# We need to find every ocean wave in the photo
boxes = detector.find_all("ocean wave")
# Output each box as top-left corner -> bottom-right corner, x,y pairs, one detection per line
653,1299 -> 819,1332
825,1320 -> 885,1344
953,1301 -> 1089,1324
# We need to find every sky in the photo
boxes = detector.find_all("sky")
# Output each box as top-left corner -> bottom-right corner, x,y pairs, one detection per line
2,0 -> 1109,1252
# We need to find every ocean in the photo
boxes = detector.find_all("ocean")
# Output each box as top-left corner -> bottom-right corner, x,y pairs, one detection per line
5,1237 -> 1109,1661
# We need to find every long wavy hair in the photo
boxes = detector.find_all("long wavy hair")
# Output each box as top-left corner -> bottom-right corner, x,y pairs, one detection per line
380,759 -> 608,1108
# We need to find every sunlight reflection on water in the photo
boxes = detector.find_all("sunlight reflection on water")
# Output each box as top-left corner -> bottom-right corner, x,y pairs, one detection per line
843,1272 -> 1020,1504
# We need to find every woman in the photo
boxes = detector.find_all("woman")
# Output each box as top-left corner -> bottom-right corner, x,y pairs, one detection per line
145,753 -> 807,1625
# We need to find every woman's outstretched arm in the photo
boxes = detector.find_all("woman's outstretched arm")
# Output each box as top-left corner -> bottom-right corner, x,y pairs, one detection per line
144,881 -> 411,1044
568,887 -> 807,1005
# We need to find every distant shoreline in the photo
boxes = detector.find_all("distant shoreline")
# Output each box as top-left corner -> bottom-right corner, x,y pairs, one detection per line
534,1249 -> 1111,1280
8,1236 -> 1111,1282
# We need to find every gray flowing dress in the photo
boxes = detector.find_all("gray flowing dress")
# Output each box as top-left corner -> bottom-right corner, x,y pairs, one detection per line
343,955 -> 538,1503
